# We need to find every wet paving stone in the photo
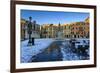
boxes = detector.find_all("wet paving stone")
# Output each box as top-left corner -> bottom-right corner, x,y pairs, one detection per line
30,40 -> 90,62
31,41 -> 63,62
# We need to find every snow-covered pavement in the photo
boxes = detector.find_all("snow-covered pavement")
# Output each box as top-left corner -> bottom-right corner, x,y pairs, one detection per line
21,39 -> 54,63
21,38 -> 90,63
60,47 -> 80,60
60,39 -> 89,60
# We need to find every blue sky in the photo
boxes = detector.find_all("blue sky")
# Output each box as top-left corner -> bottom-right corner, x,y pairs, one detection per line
21,10 -> 89,25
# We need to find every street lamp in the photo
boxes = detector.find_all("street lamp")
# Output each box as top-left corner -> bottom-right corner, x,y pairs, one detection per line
31,20 -> 36,45
28,16 -> 32,45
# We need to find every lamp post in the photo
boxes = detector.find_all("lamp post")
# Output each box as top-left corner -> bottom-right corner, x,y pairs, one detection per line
28,16 -> 32,45
31,20 -> 36,45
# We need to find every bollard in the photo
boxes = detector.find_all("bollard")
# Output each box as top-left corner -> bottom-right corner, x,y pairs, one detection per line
32,38 -> 34,45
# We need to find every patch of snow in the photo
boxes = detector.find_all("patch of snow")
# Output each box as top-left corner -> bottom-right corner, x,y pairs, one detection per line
60,39 -> 89,60
75,39 -> 89,48
60,47 -> 79,61
21,38 -> 54,63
